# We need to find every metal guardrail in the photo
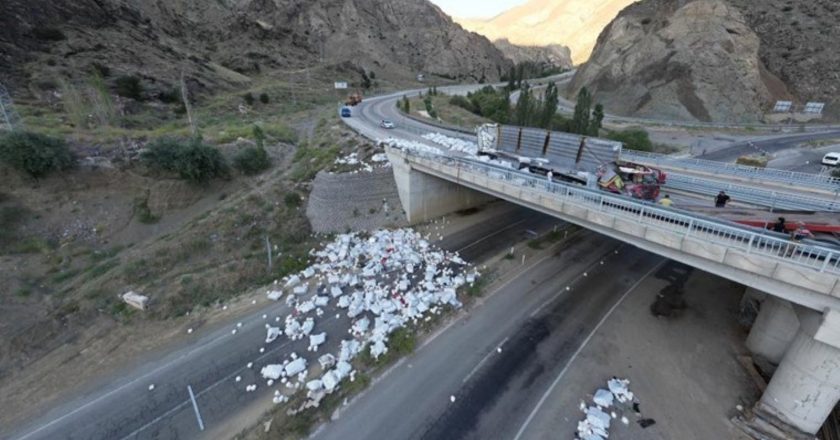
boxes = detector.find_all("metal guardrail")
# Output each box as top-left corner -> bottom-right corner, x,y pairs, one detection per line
665,174 -> 840,212
624,150 -> 840,192
398,148 -> 840,275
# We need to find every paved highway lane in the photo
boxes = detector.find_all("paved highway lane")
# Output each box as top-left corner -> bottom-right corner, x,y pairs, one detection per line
7,205 -> 556,440
313,234 -> 664,440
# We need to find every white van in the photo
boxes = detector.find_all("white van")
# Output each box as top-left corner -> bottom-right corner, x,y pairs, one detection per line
822,152 -> 840,167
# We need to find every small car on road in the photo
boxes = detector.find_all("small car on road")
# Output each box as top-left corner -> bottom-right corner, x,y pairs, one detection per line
380,120 -> 396,129
822,152 -> 840,167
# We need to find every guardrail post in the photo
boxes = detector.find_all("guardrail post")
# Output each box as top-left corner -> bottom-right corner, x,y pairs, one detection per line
745,234 -> 755,255
685,219 -> 694,237
638,207 -> 646,221
822,252 -> 833,272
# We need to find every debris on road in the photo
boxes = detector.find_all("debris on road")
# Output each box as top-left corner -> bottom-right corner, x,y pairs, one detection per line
122,291 -> 149,311
576,377 -> 644,439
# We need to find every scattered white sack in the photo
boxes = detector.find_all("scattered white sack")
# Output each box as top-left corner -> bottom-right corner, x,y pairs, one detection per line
284,357 -> 308,377
247,362 -> 254,369
285,275 -> 301,288
187,328 -> 193,334
260,364 -> 283,382
607,378 -> 634,403
309,332 -> 327,351
266,290 -> 283,301
293,285 -> 308,295
236,322 -> 243,328
265,326 -> 282,343
621,416 -> 629,425
450,395 -> 456,403
593,389 -> 614,408
148,384 -> 155,391
235,376 -> 242,382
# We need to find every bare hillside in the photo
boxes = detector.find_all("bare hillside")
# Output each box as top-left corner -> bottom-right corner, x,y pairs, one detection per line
0,0 -> 510,95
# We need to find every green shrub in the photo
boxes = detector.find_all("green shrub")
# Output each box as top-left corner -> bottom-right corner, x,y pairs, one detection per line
114,75 -> 144,100
142,137 -> 229,183
449,95 -> 475,113
0,131 -> 75,178
233,146 -> 271,175
243,92 -> 255,105
607,128 -> 653,152
832,168 -> 840,178
259,93 -> 270,104
284,192 -> 302,208
735,155 -> 768,168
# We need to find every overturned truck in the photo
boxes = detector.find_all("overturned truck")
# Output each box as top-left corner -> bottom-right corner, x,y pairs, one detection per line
476,124 -> 666,201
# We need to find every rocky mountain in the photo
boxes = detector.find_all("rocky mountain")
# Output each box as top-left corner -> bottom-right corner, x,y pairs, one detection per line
0,0 -> 510,96
456,0 -> 637,64
492,39 -> 573,70
568,0 -> 794,123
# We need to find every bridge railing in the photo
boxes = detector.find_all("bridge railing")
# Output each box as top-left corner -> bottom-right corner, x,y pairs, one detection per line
623,150 -> 840,192
665,174 -> 840,212
400,148 -> 840,275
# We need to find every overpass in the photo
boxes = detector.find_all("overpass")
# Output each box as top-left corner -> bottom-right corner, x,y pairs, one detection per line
386,145 -> 840,438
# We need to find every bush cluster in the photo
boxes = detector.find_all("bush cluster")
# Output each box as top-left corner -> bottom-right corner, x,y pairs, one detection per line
233,146 -> 271,175
0,131 -> 75,178
115,75 -> 144,100
142,137 -> 229,183
607,129 -> 653,152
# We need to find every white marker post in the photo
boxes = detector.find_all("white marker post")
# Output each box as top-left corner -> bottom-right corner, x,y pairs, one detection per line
187,385 -> 205,431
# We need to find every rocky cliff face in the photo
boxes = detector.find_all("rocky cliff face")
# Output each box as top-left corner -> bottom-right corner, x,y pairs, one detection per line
725,0 -> 840,119
456,0 -> 637,64
492,39 -> 573,69
0,0 -> 510,94
568,0 -> 792,123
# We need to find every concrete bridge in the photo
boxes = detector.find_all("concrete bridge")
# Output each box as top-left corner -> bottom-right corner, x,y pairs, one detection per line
387,145 -> 840,438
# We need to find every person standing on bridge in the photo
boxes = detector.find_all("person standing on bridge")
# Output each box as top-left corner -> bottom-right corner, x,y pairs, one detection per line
772,217 -> 787,233
715,191 -> 731,208
658,194 -> 673,208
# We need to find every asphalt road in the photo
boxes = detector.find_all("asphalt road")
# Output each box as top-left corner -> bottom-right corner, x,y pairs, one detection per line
313,234 -> 664,440
8,204 -> 557,440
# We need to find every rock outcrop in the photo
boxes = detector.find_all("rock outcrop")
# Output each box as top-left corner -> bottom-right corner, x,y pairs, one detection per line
456,0 -> 638,64
568,0 -> 791,123
0,0 -> 510,94
492,39 -> 573,70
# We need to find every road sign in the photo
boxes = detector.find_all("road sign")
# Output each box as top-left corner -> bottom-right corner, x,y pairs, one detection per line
772,101 -> 793,112
334,82 -> 348,90
803,102 -> 825,115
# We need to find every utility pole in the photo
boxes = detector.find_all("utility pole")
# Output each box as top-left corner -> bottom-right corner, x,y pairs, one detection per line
0,82 -> 22,131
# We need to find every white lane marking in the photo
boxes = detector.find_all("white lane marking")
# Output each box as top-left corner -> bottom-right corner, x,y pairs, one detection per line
512,259 -> 665,440
187,385 -> 205,431
462,348 -> 497,384
454,218 -> 528,253
527,247 -> 621,318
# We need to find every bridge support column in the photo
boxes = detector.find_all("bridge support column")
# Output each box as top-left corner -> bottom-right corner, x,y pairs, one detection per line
746,294 -> 799,364
756,308 -> 840,435
387,148 -> 494,224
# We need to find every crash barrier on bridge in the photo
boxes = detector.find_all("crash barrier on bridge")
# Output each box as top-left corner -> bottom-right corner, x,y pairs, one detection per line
393,148 -> 840,284
494,125 -> 622,173
624,150 -> 840,193
665,173 -> 840,212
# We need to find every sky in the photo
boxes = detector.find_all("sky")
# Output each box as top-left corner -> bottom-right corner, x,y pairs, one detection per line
430,0 -> 528,19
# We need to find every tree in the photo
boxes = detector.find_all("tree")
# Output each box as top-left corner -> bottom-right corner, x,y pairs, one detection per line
590,103 -> 605,136
506,66 -> 516,91
361,72 -> 372,90
515,83 -> 533,126
516,64 -> 525,89
252,125 -> 265,150
607,129 -> 653,152
571,87 -> 592,135
259,93 -> 270,104
243,92 -> 255,105
539,83 -> 559,129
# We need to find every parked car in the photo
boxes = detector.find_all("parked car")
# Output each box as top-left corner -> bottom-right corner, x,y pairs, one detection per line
822,152 -> 840,167
340,106 -> 352,118
380,120 -> 396,129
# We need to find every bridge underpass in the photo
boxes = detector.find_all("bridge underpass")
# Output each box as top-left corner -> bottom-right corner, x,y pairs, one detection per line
386,145 -> 840,439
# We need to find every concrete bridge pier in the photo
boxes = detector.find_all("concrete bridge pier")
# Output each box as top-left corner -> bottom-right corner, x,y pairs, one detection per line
388,149 -> 494,224
746,293 -> 800,364
756,308 -> 840,435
